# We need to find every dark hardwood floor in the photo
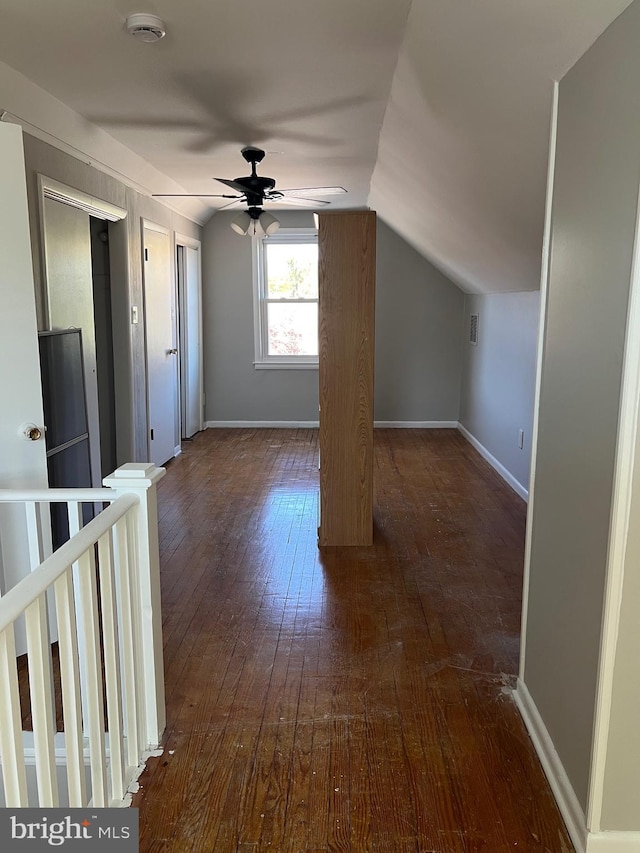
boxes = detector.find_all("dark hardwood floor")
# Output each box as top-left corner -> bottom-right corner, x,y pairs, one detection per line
133,428 -> 574,853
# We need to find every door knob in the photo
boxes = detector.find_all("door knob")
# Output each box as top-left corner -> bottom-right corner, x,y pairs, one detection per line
21,423 -> 44,441
167,348 -> 178,355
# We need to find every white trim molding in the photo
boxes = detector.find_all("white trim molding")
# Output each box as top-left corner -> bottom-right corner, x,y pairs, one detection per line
141,218 -> 170,236
175,234 -> 204,436
457,423 -> 528,501
254,362 -> 318,370
514,679 -> 587,853
520,79 -> 558,682
204,420 -> 459,430
374,420 -> 458,428
39,175 -> 127,222
514,681 -> 640,853
173,232 -> 201,251
205,420 -> 320,429
585,833 -> 640,852
587,178 -> 640,832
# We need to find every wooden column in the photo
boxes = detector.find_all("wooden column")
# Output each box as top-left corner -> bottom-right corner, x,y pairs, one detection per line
318,210 -> 376,546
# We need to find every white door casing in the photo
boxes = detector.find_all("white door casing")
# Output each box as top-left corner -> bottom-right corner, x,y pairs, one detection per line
37,175 -> 127,484
177,237 -> 203,439
41,197 -> 101,488
143,222 -> 178,466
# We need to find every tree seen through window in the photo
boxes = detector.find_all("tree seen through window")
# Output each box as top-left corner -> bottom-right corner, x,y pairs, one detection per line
265,242 -> 318,356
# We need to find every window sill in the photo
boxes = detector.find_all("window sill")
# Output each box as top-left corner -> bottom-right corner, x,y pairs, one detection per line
254,361 -> 319,371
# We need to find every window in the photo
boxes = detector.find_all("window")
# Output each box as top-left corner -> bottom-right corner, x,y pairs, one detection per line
252,228 -> 319,368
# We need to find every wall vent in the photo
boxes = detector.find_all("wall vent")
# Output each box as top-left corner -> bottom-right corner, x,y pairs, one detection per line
469,313 -> 479,345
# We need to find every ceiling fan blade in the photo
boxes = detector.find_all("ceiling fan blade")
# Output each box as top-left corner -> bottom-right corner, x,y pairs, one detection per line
217,198 -> 244,210
215,178 -> 252,193
272,196 -> 331,207
279,186 -> 347,197
152,193 -> 244,198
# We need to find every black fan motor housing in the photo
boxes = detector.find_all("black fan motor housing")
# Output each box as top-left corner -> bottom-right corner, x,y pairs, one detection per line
234,175 -> 276,193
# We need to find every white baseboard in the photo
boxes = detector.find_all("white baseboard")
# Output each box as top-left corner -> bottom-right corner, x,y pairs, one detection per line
514,679 -> 587,852
586,833 -> 640,851
514,686 -> 640,852
205,420 -> 319,428
457,423 -> 528,501
205,420 -> 458,430
374,420 -> 458,428
173,445 -> 182,457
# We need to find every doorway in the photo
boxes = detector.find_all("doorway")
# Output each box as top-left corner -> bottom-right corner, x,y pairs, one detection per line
90,217 -> 117,477
42,197 -> 101,488
176,235 -> 203,440
41,197 -> 123,489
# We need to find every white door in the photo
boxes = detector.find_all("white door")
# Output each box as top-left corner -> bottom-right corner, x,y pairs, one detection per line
0,124 -> 48,597
143,222 -> 178,466
178,242 -> 203,438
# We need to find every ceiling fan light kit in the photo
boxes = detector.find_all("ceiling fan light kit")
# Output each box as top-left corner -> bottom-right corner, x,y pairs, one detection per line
230,211 -> 252,236
231,208 -> 280,237
257,211 -> 281,236
125,13 -> 166,43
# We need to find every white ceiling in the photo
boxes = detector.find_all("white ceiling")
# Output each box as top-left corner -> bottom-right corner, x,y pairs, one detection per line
0,0 -> 633,293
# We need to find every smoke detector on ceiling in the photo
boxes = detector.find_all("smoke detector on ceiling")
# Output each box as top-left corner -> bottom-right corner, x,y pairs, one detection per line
125,13 -> 166,43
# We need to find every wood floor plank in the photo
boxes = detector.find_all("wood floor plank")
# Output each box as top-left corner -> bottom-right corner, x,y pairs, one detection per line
134,428 -> 574,852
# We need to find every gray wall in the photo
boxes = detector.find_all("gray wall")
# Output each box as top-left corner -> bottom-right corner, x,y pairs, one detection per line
21,133 -> 202,462
459,291 -> 539,492
202,212 -> 464,423
375,219 -> 464,422
523,0 -> 640,814
202,210 -> 319,423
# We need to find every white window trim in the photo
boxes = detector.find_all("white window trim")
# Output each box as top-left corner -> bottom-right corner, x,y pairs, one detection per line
252,227 -> 319,369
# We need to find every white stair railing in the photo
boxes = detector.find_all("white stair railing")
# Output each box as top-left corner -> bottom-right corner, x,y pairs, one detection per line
0,463 -> 166,808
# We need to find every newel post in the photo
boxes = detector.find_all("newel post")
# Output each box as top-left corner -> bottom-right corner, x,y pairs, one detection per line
103,463 -> 166,747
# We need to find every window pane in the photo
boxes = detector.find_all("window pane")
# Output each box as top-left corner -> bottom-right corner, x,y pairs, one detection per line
267,302 -> 318,356
266,242 -> 318,299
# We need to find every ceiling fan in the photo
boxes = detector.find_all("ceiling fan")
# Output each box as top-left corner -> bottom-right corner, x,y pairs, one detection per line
153,146 -> 346,234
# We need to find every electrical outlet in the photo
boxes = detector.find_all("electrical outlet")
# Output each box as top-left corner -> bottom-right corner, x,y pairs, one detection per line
518,429 -> 525,450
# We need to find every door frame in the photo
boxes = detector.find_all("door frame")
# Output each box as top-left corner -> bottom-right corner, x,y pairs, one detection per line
175,232 -> 204,438
38,176 -> 127,489
38,175 -> 126,328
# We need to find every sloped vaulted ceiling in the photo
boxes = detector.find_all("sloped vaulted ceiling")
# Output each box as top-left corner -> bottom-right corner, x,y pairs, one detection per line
370,0 -> 634,294
0,0 -> 634,295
